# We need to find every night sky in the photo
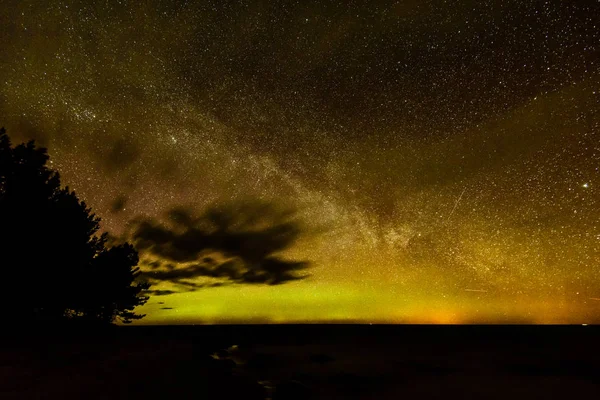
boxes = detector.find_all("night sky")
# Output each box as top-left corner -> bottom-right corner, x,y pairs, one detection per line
1,0 -> 599,324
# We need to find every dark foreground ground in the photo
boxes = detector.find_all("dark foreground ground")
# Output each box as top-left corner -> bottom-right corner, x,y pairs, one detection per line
1,325 -> 600,399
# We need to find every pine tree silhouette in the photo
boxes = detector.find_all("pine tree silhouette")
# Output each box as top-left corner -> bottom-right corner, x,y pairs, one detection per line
0,127 -> 149,324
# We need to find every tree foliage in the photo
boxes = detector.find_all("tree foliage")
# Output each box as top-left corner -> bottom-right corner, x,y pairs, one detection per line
0,128 -> 149,324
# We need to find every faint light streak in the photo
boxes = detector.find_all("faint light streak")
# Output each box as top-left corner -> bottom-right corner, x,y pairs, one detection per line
446,187 -> 467,223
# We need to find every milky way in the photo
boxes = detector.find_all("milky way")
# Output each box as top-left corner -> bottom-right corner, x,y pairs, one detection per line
1,0 -> 599,323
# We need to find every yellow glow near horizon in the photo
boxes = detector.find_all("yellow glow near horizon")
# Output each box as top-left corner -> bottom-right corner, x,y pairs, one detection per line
134,280 -> 600,325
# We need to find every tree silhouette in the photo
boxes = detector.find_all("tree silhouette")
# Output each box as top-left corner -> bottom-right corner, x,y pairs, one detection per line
0,128 -> 149,324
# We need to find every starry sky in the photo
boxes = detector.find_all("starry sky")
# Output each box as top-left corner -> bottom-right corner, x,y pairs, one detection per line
1,0 -> 599,324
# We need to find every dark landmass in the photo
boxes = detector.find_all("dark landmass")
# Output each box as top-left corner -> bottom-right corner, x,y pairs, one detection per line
2,325 -> 600,399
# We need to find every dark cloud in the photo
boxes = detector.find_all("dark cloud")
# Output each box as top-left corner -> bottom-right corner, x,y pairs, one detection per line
134,203 -> 304,262
6,118 -> 52,148
144,289 -> 178,296
105,138 -> 140,173
110,194 -> 128,213
144,260 -> 163,269
131,201 -> 310,290
144,259 -> 307,286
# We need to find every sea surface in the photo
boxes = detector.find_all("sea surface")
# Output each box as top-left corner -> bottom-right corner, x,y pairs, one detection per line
1,325 -> 599,399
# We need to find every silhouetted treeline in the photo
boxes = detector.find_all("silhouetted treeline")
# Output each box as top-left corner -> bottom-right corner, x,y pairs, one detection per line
0,128 -> 148,324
